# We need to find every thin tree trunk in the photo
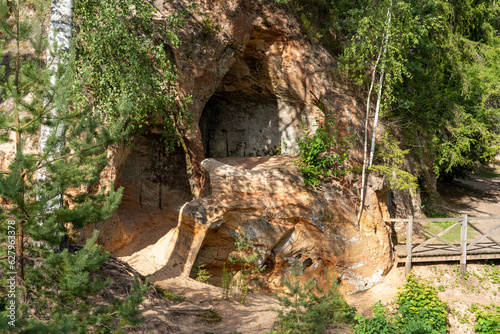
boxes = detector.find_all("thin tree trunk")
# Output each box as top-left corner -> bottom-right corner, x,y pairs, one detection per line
369,1 -> 392,168
356,51 -> 382,228
15,222 -> 23,281
357,1 -> 392,226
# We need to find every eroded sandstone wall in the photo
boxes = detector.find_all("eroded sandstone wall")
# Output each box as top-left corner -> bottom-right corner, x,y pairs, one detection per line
155,0 -> 365,197
0,0 -> 411,292
98,0 -> 398,291
121,157 -> 393,293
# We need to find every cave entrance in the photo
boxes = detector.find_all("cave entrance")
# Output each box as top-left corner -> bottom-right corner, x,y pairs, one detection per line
200,45 -> 283,158
200,91 -> 280,158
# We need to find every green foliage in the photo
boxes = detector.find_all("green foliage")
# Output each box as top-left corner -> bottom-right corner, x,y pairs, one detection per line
473,304 -> 500,333
370,132 -> 418,195
0,0 -> 147,331
221,229 -> 265,304
221,262 -> 234,300
274,259 -> 356,333
483,264 -> 500,285
192,263 -> 212,284
202,14 -> 221,36
354,272 -> 448,334
274,0 -> 368,55
297,120 -> 351,186
74,0 -> 192,151
354,302 -> 400,333
396,272 -> 448,332
278,0 -> 500,183
200,309 -> 223,324
389,0 -> 500,181
155,285 -> 186,302
0,232 -> 149,333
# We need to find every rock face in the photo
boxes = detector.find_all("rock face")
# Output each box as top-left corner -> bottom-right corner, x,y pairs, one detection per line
92,0 -> 399,291
81,134 -> 192,253
0,0 -> 410,292
155,0 -> 365,197
122,157 -> 394,293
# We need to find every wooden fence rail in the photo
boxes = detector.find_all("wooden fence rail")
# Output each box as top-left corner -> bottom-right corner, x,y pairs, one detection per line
384,215 -> 500,276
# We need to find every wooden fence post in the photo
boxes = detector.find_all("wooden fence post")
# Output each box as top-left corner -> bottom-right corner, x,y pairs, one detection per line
460,214 -> 468,277
406,215 -> 413,276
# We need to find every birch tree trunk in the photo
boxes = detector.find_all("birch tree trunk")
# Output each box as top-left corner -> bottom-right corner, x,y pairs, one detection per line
356,46 -> 384,227
357,0 -> 392,226
37,0 -> 73,209
369,1 -> 392,168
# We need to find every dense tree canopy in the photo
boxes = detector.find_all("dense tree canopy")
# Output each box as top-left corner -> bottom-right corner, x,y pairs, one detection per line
277,0 -> 500,186
74,0 -> 192,151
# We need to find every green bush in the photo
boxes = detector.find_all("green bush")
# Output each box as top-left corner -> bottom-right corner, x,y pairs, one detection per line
273,260 -> 356,333
74,0 -> 192,150
354,272 -> 449,334
354,302 -> 399,333
475,310 -> 500,333
222,229 -> 265,304
191,263 -> 212,284
297,120 -> 351,186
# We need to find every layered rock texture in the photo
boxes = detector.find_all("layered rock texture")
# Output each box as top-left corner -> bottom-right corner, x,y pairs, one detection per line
88,0 -> 398,293
158,0 -> 366,198
121,157 -> 393,293
0,0 -> 410,293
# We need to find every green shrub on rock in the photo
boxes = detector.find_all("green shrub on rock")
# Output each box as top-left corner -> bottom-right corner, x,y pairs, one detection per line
297,120 -> 351,186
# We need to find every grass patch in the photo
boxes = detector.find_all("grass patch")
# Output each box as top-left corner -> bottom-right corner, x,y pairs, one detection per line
155,285 -> 186,302
200,309 -> 222,324
423,221 -> 478,244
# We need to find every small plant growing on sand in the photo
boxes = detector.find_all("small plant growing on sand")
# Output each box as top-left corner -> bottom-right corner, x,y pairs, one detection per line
192,263 -> 212,284
221,229 -> 265,304
354,271 -> 448,333
155,285 -> 186,302
200,309 -> 223,324
273,259 -> 356,333
221,262 -> 234,300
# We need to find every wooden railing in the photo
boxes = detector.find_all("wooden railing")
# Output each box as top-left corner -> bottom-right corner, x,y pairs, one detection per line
384,215 -> 500,276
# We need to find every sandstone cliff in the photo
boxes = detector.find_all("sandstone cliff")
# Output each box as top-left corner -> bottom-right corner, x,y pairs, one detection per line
93,0 -> 400,293
0,0 -> 413,293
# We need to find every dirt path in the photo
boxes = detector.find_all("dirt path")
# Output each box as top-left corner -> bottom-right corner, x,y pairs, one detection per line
438,166 -> 500,217
437,162 -> 500,240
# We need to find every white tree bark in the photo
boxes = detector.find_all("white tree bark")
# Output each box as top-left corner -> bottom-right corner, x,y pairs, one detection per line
37,0 -> 73,211
356,45 -> 384,227
357,0 -> 392,226
369,2 -> 392,168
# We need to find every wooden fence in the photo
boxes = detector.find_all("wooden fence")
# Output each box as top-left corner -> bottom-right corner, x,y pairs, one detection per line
384,215 -> 500,276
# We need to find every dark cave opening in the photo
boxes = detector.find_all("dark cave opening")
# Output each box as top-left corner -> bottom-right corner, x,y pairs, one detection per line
199,34 -> 286,159
200,90 -> 281,158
